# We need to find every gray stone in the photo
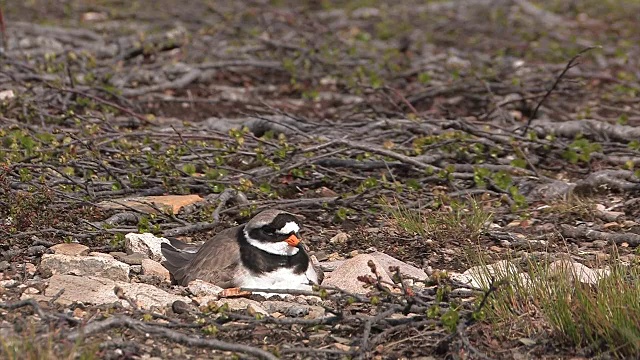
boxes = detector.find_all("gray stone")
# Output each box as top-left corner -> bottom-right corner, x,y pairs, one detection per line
38,253 -> 130,282
50,243 -> 90,256
21,274 -> 190,310
125,233 -> 170,262
120,252 -> 148,265
0,260 -> 9,271
322,254 -> 393,294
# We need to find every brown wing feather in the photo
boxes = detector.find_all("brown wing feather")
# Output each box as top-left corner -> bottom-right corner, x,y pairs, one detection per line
175,225 -> 243,287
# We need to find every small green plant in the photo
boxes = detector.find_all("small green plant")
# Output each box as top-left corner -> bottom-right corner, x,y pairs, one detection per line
562,136 -> 602,164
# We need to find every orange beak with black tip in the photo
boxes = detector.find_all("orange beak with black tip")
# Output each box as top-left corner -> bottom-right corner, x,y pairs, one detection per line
285,234 -> 300,247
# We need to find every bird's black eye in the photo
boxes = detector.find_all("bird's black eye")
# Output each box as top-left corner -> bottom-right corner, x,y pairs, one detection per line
263,227 -> 275,236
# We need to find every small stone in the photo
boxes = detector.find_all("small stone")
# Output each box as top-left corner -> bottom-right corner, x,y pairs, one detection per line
27,246 -> 46,256
247,303 -> 269,317
0,261 -> 9,271
120,252 -> 148,265
24,263 -> 37,276
50,243 -> 90,256
329,232 -> 349,244
327,252 -> 344,261
316,187 -> 338,198
22,287 -> 39,295
187,280 -> 224,297
490,246 -> 502,253
285,306 -> 309,317
172,300 -> 191,314
130,265 -> 142,274
141,259 -> 170,282
313,251 -> 329,262
72,308 -> 87,318
125,233 -> 170,262
349,250 -> 359,257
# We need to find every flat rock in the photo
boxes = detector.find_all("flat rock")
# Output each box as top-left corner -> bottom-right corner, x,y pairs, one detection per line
39,253 -> 130,282
49,243 -> 90,256
370,251 -> 428,280
125,233 -> 170,262
118,252 -> 148,265
22,274 -> 190,310
323,254 -> 393,294
188,280 -> 224,297
141,259 -> 170,282
97,195 -> 203,214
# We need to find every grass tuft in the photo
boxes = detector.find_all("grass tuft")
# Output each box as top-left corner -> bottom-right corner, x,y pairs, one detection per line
472,249 -> 640,358
381,196 -> 492,243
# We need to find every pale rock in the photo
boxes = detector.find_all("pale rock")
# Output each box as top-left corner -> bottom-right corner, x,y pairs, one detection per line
456,260 -> 519,289
21,274 -> 190,310
50,243 -> 90,256
214,298 -> 262,312
329,232 -> 349,244
97,195 -> 203,214
125,233 -> 170,262
323,254 -> 393,294
89,252 -> 114,259
1,279 -> 18,288
247,303 -> 269,317
119,252 -> 148,265
187,280 -> 224,297
548,260 -> 600,285
0,90 -> 15,100
141,259 -> 170,282
24,263 -> 37,276
370,251 -> 428,280
39,253 -> 130,282
22,287 -> 39,295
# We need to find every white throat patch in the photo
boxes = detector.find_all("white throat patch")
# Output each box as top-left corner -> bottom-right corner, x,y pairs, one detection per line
276,221 -> 300,235
244,229 -> 299,256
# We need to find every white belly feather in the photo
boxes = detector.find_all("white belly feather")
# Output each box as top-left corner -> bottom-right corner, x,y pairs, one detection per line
238,266 -> 317,297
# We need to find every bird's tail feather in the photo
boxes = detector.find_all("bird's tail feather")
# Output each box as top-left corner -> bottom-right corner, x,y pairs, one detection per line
161,240 -> 198,285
